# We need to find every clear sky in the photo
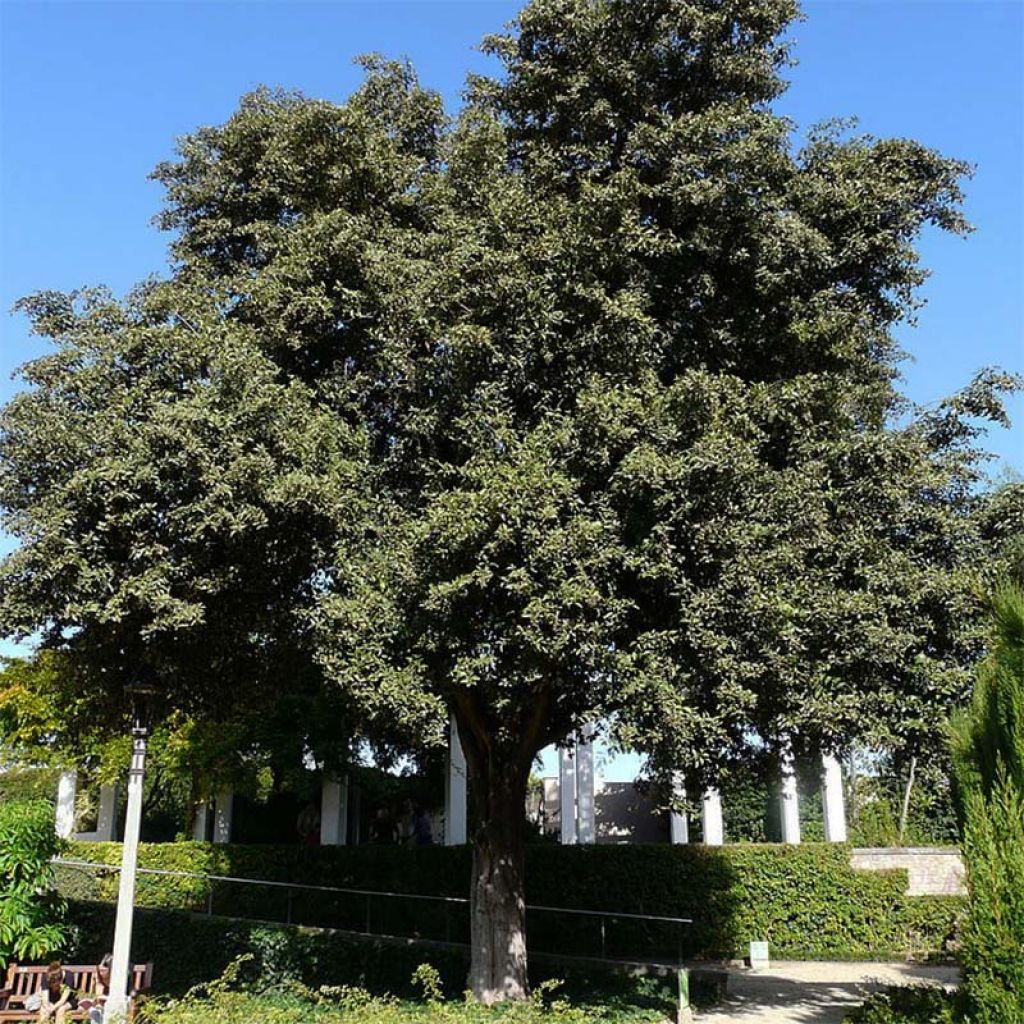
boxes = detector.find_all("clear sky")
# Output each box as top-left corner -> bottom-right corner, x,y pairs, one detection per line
1,1 -> 1022,776
2,0 -> 1021,460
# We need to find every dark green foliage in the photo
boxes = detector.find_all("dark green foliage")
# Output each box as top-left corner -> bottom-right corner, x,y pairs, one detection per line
3,0 -> 1017,802
0,763 -> 62,805
60,841 -> 962,963
69,912 -> 685,1021
846,754 -> 960,849
949,584 -> 1024,1024
0,800 -> 69,967
66,901 -> 469,999
5,0 -> 1021,996
845,987 -> 956,1024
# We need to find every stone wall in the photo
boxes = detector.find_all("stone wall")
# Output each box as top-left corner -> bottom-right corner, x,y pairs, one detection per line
851,847 -> 965,895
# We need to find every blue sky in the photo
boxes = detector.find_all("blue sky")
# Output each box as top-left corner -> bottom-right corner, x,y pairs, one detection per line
1,1 -> 1022,777
1,0 -> 1021,463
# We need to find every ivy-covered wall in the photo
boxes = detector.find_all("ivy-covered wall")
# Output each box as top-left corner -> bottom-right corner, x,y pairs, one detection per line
59,841 -> 963,964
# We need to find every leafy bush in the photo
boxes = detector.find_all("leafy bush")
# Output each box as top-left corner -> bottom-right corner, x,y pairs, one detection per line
68,902 -> 681,1014
950,583 -> 1024,1022
0,799 -> 69,967
136,983 -> 666,1024
844,987 -> 956,1023
60,841 -> 963,963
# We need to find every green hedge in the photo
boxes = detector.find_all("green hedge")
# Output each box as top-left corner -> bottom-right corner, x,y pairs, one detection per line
66,900 -> 727,1011
59,841 -> 964,962
65,901 -> 468,998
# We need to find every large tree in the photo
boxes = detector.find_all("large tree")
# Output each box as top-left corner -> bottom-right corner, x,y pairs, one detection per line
2,0 -> 1019,1001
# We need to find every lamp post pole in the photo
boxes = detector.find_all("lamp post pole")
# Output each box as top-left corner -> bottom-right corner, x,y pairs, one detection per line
106,676 -> 156,1023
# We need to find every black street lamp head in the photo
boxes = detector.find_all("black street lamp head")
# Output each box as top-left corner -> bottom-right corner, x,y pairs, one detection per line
125,666 -> 161,734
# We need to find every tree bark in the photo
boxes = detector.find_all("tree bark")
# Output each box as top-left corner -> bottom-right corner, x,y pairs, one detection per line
463,744 -> 531,1003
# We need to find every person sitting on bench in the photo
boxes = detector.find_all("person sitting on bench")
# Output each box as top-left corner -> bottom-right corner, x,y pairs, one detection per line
36,963 -> 75,1023
77,955 -> 113,1024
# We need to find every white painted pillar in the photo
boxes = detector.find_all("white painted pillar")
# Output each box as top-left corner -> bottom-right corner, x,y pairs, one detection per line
670,773 -> 689,844
780,754 -> 801,845
821,754 -> 848,843
321,775 -> 349,846
701,788 -> 724,846
212,790 -> 233,844
191,801 -> 211,842
575,728 -> 596,844
95,783 -> 119,841
559,744 -> 577,844
55,770 -> 77,839
445,712 -> 467,845
105,731 -> 147,1023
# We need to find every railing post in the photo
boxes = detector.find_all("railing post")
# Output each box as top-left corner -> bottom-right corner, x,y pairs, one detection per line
286,888 -> 293,925
365,893 -> 372,934
677,967 -> 692,1023
600,915 -> 606,960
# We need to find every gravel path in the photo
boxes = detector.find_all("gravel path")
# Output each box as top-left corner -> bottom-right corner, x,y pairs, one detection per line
694,961 -> 959,1024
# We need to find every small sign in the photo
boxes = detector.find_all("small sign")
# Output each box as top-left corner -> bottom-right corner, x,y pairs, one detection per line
749,940 -> 770,970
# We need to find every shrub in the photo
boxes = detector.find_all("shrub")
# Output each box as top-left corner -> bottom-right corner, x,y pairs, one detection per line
950,583 -> 1024,1022
136,984 -> 666,1024
60,841 -> 963,963
66,901 -> 468,998
67,901 -> 681,1016
0,799 -> 69,967
844,987 -> 956,1024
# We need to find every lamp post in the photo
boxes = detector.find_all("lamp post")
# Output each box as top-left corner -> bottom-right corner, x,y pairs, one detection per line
106,669 -> 159,1023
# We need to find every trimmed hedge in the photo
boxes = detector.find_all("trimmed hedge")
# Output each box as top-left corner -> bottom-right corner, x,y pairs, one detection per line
65,901 -> 468,998
65,900 -> 721,1010
59,841 -> 964,962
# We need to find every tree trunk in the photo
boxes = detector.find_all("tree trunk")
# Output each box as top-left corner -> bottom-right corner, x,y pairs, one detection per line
466,755 -> 530,1003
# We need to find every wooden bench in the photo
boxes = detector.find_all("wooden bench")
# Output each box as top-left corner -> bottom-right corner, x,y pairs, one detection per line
0,963 -> 153,1022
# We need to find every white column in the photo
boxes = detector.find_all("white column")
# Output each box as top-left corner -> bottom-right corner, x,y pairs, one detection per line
575,728 -> 596,844
821,754 -> 848,842
106,730 -> 148,1023
780,754 -> 801,845
191,801 -> 211,842
670,773 -> 689,844
559,744 -> 577,844
55,770 -> 77,839
212,790 -> 233,844
321,775 -> 349,846
95,783 -> 119,841
701,788 -> 724,846
445,712 -> 467,845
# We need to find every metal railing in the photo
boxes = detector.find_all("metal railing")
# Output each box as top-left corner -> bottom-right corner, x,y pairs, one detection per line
54,857 -> 692,966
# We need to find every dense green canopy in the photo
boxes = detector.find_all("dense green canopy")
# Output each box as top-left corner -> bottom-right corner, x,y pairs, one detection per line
2,0 -> 1019,999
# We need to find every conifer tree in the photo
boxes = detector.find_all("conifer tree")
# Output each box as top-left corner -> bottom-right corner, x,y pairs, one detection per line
951,579 -> 1024,1022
